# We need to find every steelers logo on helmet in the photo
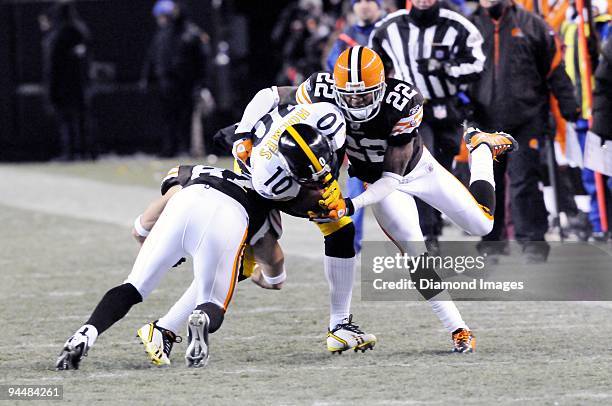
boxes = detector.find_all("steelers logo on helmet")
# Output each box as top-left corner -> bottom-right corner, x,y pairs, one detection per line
333,46 -> 386,123
277,124 -> 336,188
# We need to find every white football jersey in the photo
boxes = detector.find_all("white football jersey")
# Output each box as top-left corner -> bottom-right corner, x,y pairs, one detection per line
249,102 -> 346,201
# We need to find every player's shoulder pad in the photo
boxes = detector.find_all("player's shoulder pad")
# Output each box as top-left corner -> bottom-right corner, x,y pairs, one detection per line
384,77 -> 425,113
310,101 -> 343,118
383,78 -> 424,137
296,71 -> 334,104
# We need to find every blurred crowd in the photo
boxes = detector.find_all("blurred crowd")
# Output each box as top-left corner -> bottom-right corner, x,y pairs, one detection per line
39,0 -> 611,248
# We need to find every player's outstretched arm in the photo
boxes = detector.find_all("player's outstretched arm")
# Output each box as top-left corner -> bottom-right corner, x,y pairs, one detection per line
321,140 -> 414,220
132,185 -> 182,245
250,231 -> 286,290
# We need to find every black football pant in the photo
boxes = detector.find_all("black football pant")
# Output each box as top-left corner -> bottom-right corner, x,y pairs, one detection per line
482,122 -> 549,242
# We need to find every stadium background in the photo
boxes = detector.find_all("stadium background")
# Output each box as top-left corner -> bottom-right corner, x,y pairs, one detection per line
0,0 -> 411,161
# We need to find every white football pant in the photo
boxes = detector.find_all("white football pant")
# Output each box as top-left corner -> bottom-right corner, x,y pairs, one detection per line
373,147 -> 494,255
125,185 -> 248,310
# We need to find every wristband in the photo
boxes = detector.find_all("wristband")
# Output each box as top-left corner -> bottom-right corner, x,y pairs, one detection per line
133,215 -> 150,237
262,268 -> 287,285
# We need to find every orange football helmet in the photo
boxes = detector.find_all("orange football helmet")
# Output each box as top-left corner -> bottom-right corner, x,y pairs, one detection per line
333,46 -> 386,122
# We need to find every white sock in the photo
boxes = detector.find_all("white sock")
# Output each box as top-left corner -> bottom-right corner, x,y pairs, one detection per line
427,291 -> 468,333
158,281 -> 198,334
324,255 -> 356,329
77,324 -> 98,347
469,145 -> 495,188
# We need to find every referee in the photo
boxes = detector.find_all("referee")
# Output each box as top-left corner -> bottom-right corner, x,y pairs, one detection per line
370,0 -> 485,252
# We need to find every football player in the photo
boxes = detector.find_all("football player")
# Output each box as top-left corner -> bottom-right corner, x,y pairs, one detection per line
133,164 -> 286,366
56,165 -> 278,370
137,104 -> 377,365
231,46 -> 518,353
234,101 -> 378,354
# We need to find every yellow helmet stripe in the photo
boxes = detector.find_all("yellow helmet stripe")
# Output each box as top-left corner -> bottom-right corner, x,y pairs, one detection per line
285,125 -> 332,183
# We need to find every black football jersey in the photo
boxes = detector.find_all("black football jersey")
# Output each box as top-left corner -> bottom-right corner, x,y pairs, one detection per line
160,165 -> 270,243
296,72 -> 425,183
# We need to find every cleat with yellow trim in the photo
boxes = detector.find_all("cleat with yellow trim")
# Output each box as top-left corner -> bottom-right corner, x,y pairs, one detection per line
137,321 -> 182,366
464,127 -> 518,159
327,314 -> 376,354
185,310 -> 210,368
452,328 -> 476,353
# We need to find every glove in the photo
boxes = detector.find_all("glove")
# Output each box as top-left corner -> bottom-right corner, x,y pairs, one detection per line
328,198 -> 354,220
309,198 -> 355,222
232,136 -> 253,163
319,179 -> 342,209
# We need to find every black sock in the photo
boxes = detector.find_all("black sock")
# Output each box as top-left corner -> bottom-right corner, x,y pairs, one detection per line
194,302 -> 225,334
410,253 -> 445,300
469,179 -> 496,217
85,283 -> 143,335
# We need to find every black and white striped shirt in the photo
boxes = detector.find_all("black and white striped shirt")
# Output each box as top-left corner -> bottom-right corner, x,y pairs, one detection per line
369,8 -> 485,100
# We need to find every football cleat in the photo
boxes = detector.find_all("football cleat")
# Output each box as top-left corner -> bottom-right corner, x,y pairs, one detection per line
55,332 -> 89,370
452,328 -> 476,353
137,321 -> 182,366
464,127 -> 518,159
185,310 -> 210,368
327,314 -> 377,354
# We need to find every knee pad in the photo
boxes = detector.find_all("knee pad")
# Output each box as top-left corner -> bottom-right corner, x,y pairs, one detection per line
195,302 -> 225,334
324,222 -> 355,258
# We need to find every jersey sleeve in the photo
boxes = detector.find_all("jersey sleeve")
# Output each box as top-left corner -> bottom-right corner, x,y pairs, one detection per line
295,71 -> 335,104
160,165 -> 194,195
386,81 -> 425,146
388,104 -> 423,145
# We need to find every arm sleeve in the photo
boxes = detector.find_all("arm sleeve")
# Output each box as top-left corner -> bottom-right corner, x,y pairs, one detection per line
389,104 -> 424,146
351,171 -> 403,212
235,87 -> 281,134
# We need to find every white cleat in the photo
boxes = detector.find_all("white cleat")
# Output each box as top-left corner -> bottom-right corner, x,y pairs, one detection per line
185,310 -> 210,368
55,332 -> 89,370
327,314 -> 377,354
137,321 -> 181,366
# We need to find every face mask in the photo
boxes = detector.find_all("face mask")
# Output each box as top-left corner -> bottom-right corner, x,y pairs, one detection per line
410,2 -> 440,27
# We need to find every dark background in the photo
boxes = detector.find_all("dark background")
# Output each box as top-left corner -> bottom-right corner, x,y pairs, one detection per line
0,0 -> 289,161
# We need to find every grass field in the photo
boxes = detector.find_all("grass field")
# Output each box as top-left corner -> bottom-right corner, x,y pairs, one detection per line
1,157 -> 612,405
